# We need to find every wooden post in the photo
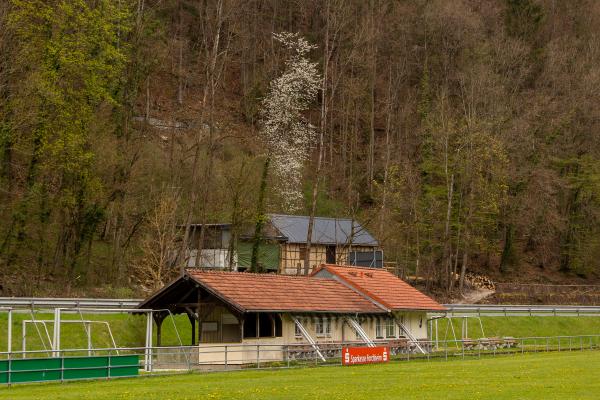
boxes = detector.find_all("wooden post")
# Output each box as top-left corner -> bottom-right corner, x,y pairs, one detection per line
188,313 -> 196,346
153,312 -> 166,347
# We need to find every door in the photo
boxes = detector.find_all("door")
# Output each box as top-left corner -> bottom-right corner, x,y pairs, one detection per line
326,245 -> 336,264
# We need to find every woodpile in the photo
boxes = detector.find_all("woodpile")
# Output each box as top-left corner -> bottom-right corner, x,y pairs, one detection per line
464,273 -> 495,291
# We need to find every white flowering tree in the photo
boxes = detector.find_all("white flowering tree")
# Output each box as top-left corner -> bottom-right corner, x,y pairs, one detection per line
260,32 -> 321,210
250,32 -> 320,272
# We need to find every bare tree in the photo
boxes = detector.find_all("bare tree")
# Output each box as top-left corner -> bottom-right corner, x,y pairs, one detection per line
133,191 -> 181,292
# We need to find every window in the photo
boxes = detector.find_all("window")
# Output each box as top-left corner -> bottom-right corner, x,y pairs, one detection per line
243,313 -> 279,338
375,319 -> 384,339
243,313 -> 257,338
298,245 -> 307,261
258,313 -> 273,337
274,315 -> 283,337
348,250 -> 383,268
295,322 -> 302,338
315,317 -> 331,337
355,321 -> 363,340
385,319 -> 396,338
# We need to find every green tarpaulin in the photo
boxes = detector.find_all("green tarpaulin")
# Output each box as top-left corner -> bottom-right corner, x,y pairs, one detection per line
237,241 -> 280,271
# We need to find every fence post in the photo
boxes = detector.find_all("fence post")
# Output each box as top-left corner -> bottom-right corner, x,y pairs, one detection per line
7,308 -> 12,356
52,308 -> 62,358
445,341 -> 448,361
144,312 -> 153,372
7,351 -> 11,387
224,345 -> 228,370
257,345 -> 260,369
60,352 -> 64,383
21,320 -> 26,359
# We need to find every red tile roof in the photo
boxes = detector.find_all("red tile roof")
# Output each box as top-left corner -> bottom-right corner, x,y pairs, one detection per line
187,270 -> 383,314
312,264 -> 446,311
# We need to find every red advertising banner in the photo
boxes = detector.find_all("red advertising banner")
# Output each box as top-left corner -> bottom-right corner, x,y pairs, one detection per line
342,346 -> 389,366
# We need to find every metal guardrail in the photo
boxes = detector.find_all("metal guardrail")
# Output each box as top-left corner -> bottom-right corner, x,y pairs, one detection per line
439,304 -> 600,317
1,335 -> 599,386
2,298 -> 600,316
0,298 -> 143,309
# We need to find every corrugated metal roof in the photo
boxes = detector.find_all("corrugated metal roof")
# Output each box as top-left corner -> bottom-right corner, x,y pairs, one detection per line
268,214 -> 378,246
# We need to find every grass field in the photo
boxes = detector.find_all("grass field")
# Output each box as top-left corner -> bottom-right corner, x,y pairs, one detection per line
1,351 -> 599,399
1,312 -> 600,353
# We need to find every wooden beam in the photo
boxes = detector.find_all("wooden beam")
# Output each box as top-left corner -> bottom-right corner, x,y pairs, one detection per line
187,313 -> 196,345
172,302 -> 218,309
153,312 -> 168,347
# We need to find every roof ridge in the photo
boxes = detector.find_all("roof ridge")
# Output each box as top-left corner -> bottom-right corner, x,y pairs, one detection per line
268,213 -> 358,222
324,264 -> 389,272
186,269 -> 320,280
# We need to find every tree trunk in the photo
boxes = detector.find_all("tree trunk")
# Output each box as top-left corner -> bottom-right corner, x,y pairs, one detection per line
178,0 -> 225,273
459,246 -> 468,294
251,157 -> 269,273
304,2 -> 331,275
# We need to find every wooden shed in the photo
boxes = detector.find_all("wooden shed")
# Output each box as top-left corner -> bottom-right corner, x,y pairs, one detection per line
182,214 -> 382,274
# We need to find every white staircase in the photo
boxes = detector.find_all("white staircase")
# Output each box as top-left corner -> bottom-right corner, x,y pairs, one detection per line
345,317 -> 375,347
395,319 -> 426,354
292,316 -> 326,362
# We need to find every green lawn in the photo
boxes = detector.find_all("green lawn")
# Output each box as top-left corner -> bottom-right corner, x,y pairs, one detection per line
2,313 -> 600,353
1,351 -> 599,399
438,315 -> 600,340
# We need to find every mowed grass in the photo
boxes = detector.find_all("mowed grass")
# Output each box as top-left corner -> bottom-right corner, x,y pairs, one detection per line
0,312 -> 192,353
438,316 -> 600,340
1,309 -> 600,355
3,313 -> 600,353
1,351 -> 599,399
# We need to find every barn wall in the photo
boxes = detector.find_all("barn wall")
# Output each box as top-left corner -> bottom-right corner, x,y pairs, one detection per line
199,306 -> 242,344
279,244 -> 378,275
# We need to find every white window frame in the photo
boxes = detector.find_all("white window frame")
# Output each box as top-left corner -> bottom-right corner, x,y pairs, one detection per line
385,318 -> 396,338
375,318 -> 384,339
315,317 -> 331,337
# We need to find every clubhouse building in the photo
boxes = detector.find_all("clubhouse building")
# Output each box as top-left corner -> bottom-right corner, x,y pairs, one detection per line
138,264 -> 445,364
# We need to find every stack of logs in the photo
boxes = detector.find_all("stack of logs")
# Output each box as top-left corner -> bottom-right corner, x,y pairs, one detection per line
464,273 -> 495,291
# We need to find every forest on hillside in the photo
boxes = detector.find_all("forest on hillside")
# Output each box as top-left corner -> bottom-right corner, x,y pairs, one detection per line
2,0 -> 600,296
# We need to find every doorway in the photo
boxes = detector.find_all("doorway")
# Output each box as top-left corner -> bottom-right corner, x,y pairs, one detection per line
326,245 -> 336,264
